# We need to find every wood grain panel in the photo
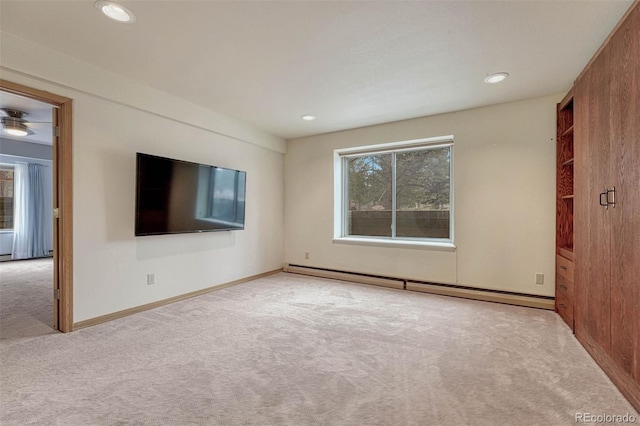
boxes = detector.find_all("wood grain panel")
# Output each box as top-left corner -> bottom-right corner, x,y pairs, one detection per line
52,107 -> 59,331
586,50 -> 613,354
557,165 -> 574,198
609,3 -> 640,382
556,198 -> 573,251
573,50 -> 612,354
58,100 -> 73,332
575,0 -> 640,87
571,1 -> 640,410
555,287 -> 573,329
573,58 -> 590,342
577,327 -> 640,413
558,135 -> 574,166
556,274 -> 573,300
557,99 -> 574,139
556,100 -> 574,253
556,255 -> 574,282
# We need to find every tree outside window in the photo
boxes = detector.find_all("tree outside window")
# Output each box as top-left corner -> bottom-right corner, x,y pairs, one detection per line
0,168 -> 14,230
342,142 -> 452,241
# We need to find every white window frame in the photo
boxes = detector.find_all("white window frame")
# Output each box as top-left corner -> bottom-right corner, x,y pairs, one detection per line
333,135 -> 455,250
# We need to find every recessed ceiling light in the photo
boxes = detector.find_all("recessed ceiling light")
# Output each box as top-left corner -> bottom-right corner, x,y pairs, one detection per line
484,72 -> 509,84
95,1 -> 136,23
301,114 -> 316,121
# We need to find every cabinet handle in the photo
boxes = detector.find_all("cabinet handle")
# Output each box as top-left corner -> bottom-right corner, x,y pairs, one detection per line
599,191 -> 609,209
559,266 -> 567,271
559,284 -> 567,290
606,186 -> 616,207
559,304 -> 567,309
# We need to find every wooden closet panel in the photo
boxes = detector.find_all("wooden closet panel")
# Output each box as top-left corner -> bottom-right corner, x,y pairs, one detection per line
574,50 -> 612,353
573,70 -> 589,336
573,72 -> 589,336
610,4 -> 640,382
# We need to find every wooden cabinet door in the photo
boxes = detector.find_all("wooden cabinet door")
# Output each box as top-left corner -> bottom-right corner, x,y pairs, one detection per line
574,49 -> 612,353
609,5 -> 640,382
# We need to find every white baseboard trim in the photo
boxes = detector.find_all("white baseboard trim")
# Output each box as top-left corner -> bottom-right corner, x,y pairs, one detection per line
406,281 -> 554,310
74,268 -> 283,330
0,254 -> 53,262
284,264 -> 555,310
285,264 -> 404,290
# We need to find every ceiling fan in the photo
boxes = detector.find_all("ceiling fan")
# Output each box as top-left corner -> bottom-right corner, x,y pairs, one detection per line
0,108 -> 52,137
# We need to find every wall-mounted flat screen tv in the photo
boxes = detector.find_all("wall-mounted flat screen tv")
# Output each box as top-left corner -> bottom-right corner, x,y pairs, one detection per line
135,153 -> 246,236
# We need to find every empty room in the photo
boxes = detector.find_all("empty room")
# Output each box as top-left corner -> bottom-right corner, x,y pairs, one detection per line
0,1 -> 638,425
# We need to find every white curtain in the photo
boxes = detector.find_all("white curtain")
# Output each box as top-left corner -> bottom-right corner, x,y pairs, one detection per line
11,163 -> 49,260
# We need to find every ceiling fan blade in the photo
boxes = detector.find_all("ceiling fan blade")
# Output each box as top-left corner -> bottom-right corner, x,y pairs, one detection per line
24,122 -> 53,128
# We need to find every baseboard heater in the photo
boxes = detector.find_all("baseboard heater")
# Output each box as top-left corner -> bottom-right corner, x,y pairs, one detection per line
284,264 -> 555,310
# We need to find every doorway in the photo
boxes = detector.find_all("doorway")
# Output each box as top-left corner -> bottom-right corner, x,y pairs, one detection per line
0,80 -> 73,332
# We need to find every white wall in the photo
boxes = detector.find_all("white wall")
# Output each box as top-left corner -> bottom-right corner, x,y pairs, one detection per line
1,29 -> 559,321
1,33 -> 286,322
0,138 -> 53,161
285,94 -> 562,297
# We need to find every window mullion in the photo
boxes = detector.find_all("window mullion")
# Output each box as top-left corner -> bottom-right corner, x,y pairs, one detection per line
342,157 -> 349,237
391,152 -> 397,239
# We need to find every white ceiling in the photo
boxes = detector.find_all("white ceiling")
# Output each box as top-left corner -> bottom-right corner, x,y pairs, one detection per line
0,0 -> 633,140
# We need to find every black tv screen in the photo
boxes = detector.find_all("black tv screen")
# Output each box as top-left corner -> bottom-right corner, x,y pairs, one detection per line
135,153 -> 246,236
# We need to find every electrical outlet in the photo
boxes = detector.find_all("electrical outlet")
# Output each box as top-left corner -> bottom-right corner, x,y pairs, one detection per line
535,273 -> 544,285
304,252 -> 310,260
147,273 -> 155,285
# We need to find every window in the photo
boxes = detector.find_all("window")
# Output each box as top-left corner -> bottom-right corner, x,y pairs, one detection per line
335,137 -> 453,246
0,167 -> 14,230
208,167 -> 246,226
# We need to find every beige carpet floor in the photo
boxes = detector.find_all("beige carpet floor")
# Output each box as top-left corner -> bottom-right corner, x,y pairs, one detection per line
0,271 -> 637,425
0,257 -> 56,341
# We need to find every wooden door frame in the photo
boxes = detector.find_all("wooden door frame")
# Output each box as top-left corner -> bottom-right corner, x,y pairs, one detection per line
1,79 -> 74,332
